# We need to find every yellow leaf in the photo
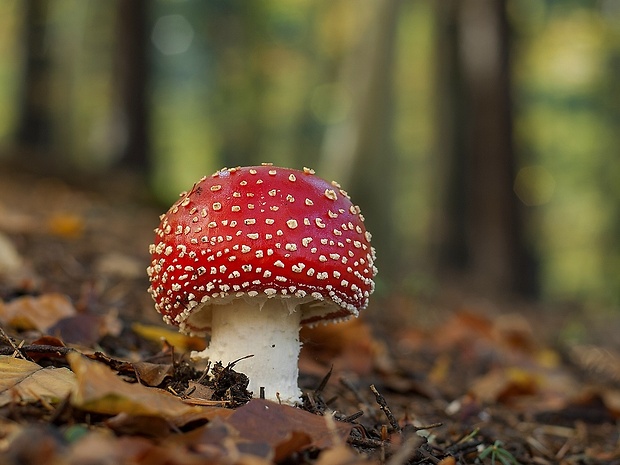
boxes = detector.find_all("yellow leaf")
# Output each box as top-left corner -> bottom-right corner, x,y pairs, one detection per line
0,355 -> 76,406
131,322 -> 206,352
47,213 -> 84,238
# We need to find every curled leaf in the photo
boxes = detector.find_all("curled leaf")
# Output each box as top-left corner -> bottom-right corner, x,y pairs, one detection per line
67,352 -> 229,426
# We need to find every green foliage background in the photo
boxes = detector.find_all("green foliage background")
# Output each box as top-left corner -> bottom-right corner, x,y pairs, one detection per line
0,0 -> 618,309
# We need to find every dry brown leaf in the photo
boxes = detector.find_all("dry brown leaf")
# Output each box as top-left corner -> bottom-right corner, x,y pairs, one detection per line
469,367 -> 539,404
25,335 -> 69,363
0,355 -> 76,407
601,389 -> 620,418
0,293 -> 76,332
227,399 -> 352,452
185,380 -> 215,402
431,310 -> 536,356
48,312 -> 122,346
67,352 -> 230,426
105,412 -> 174,437
300,318 -> 380,376
132,361 -> 175,387
0,232 -> 22,275
166,416 -> 272,463
272,430 -> 312,462
570,344 -> 620,383
535,390 -> 617,425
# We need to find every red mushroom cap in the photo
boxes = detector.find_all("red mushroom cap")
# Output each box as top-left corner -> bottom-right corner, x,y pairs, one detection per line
147,165 -> 377,334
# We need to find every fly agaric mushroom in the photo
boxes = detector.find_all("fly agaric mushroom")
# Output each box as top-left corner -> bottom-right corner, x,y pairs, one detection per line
147,165 -> 376,403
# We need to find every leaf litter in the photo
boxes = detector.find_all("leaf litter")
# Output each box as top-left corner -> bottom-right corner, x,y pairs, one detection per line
0,170 -> 619,464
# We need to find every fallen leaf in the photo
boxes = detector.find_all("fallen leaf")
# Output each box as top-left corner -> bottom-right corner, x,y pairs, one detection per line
132,361 -> 174,387
227,399 -> 352,452
22,335 -> 69,363
131,322 -> 206,352
437,310 -> 495,349
30,335 -> 66,347
273,430 -> 313,462
570,344 -> 620,383
0,355 -> 76,406
185,380 -> 215,401
301,318 -> 380,376
601,389 -> 620,418
47,212 -> 84,238
167,416 -> 272,463
535,391 -> 616,425
95,252 -> 144,279
0,203 -> 36,234
0,293 -> 76,332
67,352 -> 230,426
105,413 -> 173,437
0,232 -> 22,275
48,312 -> 122,346
469,367 -> 538,404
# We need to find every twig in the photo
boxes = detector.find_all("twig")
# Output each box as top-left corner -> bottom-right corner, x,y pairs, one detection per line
227,354 -> 254,368
0,344 -> 74,357
0,327 -> 21,356
444,428 -> 482,456
370,384 -> 401,432
409,422 -> 443,432
342,410 -> 364,422
195,361 -> 211,384
416,445 -> 441,464
348,435 -> 386,449
315,365 -> 333,394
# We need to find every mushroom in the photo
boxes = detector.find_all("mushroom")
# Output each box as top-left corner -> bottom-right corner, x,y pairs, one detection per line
147,165 -> 377,404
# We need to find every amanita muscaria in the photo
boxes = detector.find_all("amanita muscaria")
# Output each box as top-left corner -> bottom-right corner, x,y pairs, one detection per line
147,165 -> 376,403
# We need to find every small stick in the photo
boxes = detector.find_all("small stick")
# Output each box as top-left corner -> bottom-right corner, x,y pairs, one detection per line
342,410 -> 364,422
315,365 -> 333,394
370,384 -> 401,433
348,435 -> 386,449
227,354 -> 254,369
0,327 -> 21,355
0,344 -> 74,357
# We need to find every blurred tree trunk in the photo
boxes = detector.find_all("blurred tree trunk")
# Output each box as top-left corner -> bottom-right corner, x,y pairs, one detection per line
434,0 -> 537,297
205,2 -> 267,169
15,0 -> 53,154
113,0 -> 150,172
319,0 -> 401,284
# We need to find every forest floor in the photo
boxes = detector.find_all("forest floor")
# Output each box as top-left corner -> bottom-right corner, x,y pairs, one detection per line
0,166 -> 619,465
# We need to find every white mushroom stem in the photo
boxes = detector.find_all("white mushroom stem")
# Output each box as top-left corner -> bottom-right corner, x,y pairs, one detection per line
191,298 -> 302,404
